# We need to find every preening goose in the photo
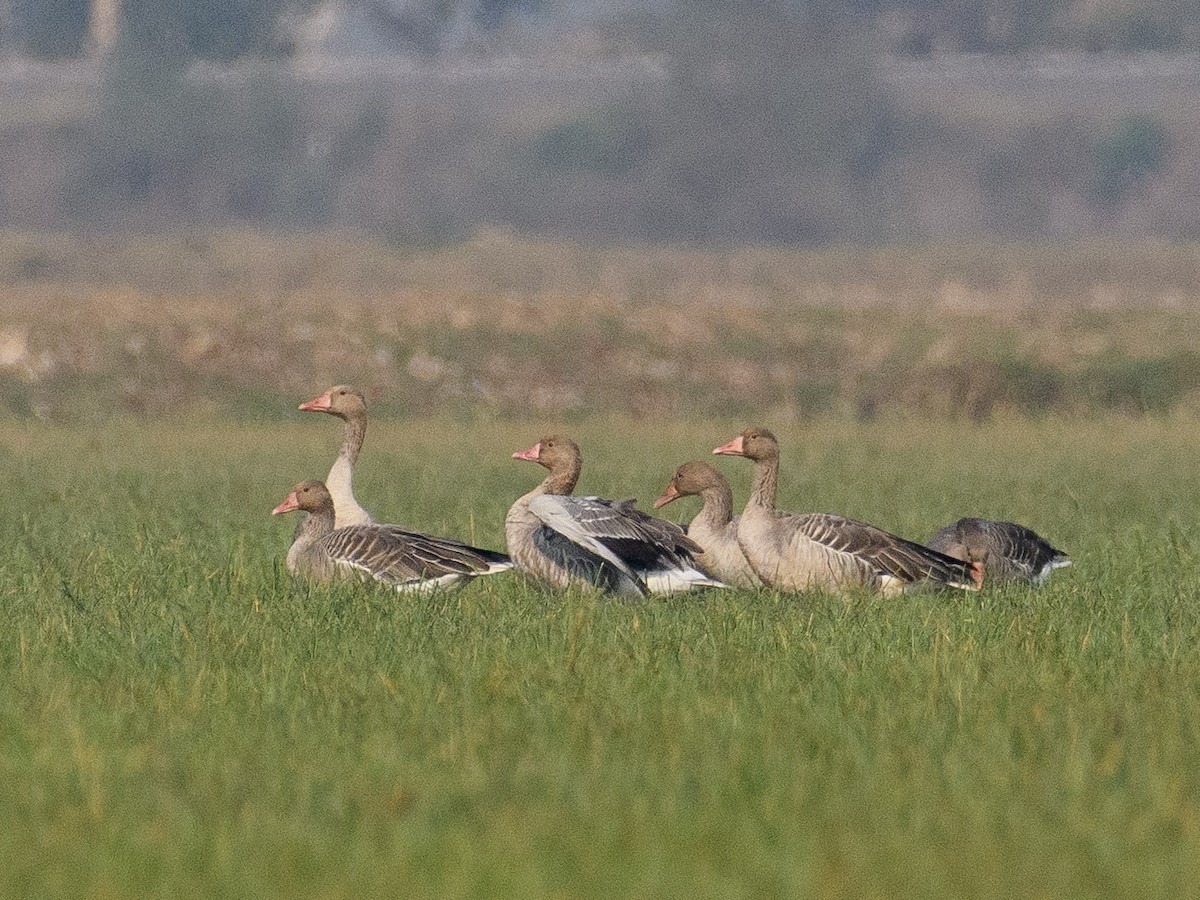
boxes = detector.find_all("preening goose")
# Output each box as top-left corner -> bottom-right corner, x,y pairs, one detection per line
505,436 -> 725,597
272,480 -> 513,592
298,385 -> 373,528
653,461 -> 762,588
927,518 -> 1071,585
713,428 -> 981,594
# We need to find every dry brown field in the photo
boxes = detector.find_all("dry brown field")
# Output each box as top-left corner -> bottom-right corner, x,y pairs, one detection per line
1,229 -> 1199,421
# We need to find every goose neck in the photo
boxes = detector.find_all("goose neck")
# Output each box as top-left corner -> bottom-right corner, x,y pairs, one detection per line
748,456 -> 779,510
292,504 -> 335,552
538,460 -> 581,497
698,482 -> 735,527
339,413 -> 366,465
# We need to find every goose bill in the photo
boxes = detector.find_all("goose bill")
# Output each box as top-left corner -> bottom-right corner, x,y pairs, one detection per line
712,435 -> 745,456
298,391 -> 333,412
512,443 -> 541,462
652,483 -> 680,509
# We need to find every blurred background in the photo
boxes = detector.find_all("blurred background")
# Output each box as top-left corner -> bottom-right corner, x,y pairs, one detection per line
1,0 -> 1199,420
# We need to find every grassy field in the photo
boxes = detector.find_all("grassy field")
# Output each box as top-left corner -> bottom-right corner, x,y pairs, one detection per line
2,413 -> 1200,897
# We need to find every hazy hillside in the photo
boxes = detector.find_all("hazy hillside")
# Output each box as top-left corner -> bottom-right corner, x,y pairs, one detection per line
2,2 -> 1200,244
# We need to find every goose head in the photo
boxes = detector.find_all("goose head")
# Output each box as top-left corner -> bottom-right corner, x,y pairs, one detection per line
713,427 -> 779,462
298,385 -> 366,420
272,479 -> 335,516
654,460 -> 728,509
512,435 -> 582,474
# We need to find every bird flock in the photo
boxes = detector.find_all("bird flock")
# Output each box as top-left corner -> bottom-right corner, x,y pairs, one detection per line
272,385 -> 1071,597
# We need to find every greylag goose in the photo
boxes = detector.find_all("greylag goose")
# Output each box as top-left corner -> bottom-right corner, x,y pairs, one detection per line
505,436 -> 725,597
272,480 -> 513,591
927,518 -> 1071,585
713,428 -> 982,594
653,461 -> 762,588
298,385 -> 373,528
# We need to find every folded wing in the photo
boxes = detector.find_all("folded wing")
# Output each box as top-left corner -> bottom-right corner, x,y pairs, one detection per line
929,518 -> 1070,584
321,524 -> 513,592
794,513 -> 980,590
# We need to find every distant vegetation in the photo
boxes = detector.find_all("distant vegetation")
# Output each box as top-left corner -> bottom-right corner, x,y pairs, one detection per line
12,0 -> 1200,60
1,230 -> 1200,422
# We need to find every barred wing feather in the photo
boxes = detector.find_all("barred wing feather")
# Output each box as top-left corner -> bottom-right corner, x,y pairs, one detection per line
928,518 -> 1070,584
321,525 -> 512,592
795,513 -> 978,589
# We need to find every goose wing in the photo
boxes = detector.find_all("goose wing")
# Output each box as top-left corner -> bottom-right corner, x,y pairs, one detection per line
930,518 -> 1070,583
530,523 -> 645,596
979,518 -> 1075,573
322,525 -> 512,591
972,519 -> 1071,582
528,495 -> 723,594
793,513 -> 979,589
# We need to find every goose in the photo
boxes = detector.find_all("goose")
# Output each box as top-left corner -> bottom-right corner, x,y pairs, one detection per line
713,428 -> 981,594
272,480 -> 513,592
298,385 -> 373,528
653,460 -> 762,588
927,518 -> 1071,585
505,436 -> 726,597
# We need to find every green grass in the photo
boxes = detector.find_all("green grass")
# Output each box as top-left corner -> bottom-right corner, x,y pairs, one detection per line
2,415 -> 1200,898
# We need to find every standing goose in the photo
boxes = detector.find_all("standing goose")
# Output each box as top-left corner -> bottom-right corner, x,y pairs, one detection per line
298,385 -> 373,528
927,518 -> 1071,585
272,480 -> 512,591
653,461 -> 762,588
505,436 -> 725,597
713,428 -> 981,594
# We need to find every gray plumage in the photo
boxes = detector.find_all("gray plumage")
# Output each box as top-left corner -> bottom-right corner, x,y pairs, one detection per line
927,518 -> 1071,585
714,428 -> 982,595
779,512 -> 980,591
529,494 -> 723,596
506,435 -> 725,598
275,480 -> 512,592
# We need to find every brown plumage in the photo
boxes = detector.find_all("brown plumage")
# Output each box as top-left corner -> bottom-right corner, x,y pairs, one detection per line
272,480 -> 512,592
654,460 -> 762,588
713,428 -> 981,594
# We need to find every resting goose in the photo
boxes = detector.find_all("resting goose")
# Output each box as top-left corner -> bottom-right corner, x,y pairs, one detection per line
927,518 -> 1071,585
505,436 -> 725,597
713,428 -> 981,594
298,385 -> 373,528
272,480 -> 512,592
653,461 -> 762,588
